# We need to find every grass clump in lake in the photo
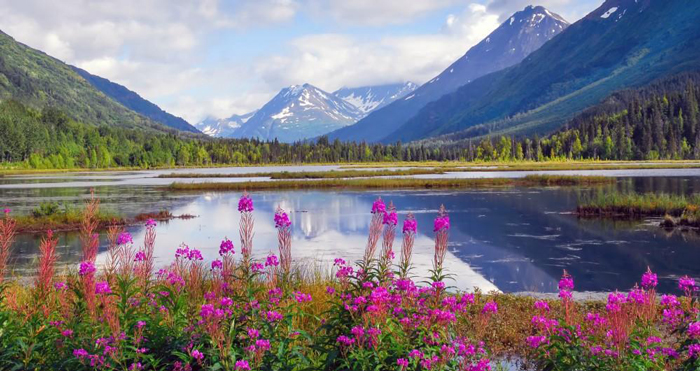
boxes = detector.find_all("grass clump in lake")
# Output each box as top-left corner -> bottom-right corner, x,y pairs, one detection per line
11,200 -> 188,233
169,174 -> 614,191
158,168 -> 456,179
578,192 -> 700,217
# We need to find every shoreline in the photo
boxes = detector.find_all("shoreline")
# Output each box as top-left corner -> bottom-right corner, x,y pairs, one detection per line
3,159 -> 700,176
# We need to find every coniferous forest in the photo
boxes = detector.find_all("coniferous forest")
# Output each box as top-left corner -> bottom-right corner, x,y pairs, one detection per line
1,72 -> 700,169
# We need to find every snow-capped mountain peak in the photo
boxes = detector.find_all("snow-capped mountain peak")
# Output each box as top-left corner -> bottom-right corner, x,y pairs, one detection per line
231,84 -> 362,142
333,82 -> 418,117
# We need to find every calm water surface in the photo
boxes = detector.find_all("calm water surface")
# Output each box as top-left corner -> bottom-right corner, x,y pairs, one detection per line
2,167 -> 700,294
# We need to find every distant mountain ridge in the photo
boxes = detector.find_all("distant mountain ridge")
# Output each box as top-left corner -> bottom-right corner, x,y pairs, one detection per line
72,66 -> 200,133
328,5 -> 570,143
195,111 -> 257,137
391,0 -> 700,144
333,82 -> 417,117
231,84 -> 362,142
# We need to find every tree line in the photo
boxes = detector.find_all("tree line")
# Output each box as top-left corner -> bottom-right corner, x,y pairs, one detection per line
2,72 -> 700,169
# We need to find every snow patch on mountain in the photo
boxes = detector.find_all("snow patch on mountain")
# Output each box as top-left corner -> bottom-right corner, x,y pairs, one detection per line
194,110 -> 257,137
333,82 -> 417,117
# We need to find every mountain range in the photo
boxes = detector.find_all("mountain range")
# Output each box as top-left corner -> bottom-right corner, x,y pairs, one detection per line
328,5 -> 570,143
3,0 -> 700,147
195,111 -> 258,137
388,0 -> 700,144
197,82 -> 417,141
229,84 -> 362,143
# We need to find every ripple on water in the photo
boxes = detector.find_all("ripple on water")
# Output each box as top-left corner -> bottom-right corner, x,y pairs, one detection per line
508,234 -> 561,240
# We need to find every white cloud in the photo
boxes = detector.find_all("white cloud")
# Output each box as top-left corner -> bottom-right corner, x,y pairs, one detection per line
308,0 -> 458,26
256,4 -> 500,91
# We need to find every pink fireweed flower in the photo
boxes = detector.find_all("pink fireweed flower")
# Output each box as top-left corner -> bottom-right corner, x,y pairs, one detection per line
187,248 -> 203,261
326,286 -> 335,295
95,281 -> 111,295
534,300 -> 550,312
54,281 -> 67,290
482,301 -> 498,314
137,321 -> 146,329
627,287 -> 647,305
371,198 -> 386,214
219,238 -> 235,256
333,258 -> 346,266
220,297 -> 233,307
247,328 -> 260,339
211,259 -> 223,270
78,261 -> 96,276
175,245 -> 190,259
294,291 -> 312,303
661,294 -> 680,307
134,251 -> 146,262
558,274 -> 574,291
679,275 -> 696,293
383,210 -> 398,226
433,215 -> 450,232
266,311 -> 283,322
688,322 -> 700,339
234,360 -> 250,371
526,335 -> 547,348
238,193 -> 254,212
251,263 -> 264,272
116,232 -> 133,245
641,267 -> 658,290
397,358 -> 409,368
2,208 -> 10,214
689,344 -> 700,358
606,292 -> 626,313
191,349 -> 204,361
351,326 -> 365,339
402,216 -> 417,234
62,329 -> 74,337
265,254 -> 279,267
255,339 -> 271,351
145,219 -> 157,228
336,335 -> 355,347
274,209 -> 291,228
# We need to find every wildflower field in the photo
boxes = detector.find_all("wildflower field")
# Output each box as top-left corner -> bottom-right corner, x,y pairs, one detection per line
0,193 -> 698,371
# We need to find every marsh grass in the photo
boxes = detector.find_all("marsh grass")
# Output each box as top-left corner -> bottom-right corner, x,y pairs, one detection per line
13,209 -> 190,233
168,174 -> 614,192
158,168 -> 456,179
577,192 -> 700,219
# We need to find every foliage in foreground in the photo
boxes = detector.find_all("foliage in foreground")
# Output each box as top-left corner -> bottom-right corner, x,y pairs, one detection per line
0,194 -> 698,371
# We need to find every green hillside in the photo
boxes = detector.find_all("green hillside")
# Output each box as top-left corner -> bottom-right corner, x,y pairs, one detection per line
0,30 -> 178,133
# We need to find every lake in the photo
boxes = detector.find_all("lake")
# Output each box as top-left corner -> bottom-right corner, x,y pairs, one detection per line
2,166 -> 700,294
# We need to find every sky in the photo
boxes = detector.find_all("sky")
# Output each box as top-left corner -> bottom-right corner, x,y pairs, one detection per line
0,0 -> 602,124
